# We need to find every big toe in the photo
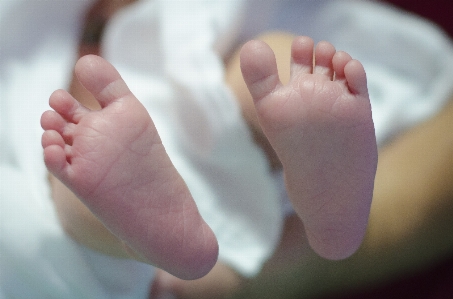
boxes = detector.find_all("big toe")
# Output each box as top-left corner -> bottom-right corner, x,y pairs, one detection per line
240,40 -> 281,101
75,55 -> 132,107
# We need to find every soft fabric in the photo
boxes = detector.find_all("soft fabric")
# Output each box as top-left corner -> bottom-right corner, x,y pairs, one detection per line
2,0 -> 453,298
101,0 -> 282,278
0,0 -> 281,298
0,1 -> 156,298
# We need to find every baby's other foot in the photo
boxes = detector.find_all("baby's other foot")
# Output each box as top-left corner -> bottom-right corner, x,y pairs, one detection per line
240,36 -> 377,260
41,55 -> 218,279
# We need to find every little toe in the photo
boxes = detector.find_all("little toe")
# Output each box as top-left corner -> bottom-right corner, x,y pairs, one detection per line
75,55 -> 133,108
313,41 -> 336,78
43,144 -> 68,175
290,36 -> 315,75
240,40 -> 281,102
344,60 -> 368,96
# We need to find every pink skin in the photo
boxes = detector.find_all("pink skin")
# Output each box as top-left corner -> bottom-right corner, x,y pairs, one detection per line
240,36 -> 378,260
40,55 -> 218,280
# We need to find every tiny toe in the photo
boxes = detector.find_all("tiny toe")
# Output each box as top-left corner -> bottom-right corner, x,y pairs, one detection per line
314,41 -> 336,78
42,130 -> 65,149
41,110 -> 67,133
332,51 -> 352,81
344,60 -> 368,96
75,55 -> 133,108
240,40 -> 281,102
49,89 -> 88,123
290,36 -> 315,75
43,144 -> 68,175
41,110 -> 75,145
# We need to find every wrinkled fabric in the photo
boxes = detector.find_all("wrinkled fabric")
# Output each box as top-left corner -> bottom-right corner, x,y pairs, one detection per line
2,0 -> 453,298
102,0 -> 282,277
1,0 -> 281,298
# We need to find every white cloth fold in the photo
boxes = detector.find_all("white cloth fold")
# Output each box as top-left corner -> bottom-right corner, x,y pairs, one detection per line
1,1 -> 154,298
2,0 -> 453,298
103,0 -> 282,277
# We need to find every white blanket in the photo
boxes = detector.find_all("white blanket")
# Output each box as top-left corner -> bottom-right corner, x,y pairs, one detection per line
1,0 -> 453,298
0,1 -> 155,298
0,1 -> 280,298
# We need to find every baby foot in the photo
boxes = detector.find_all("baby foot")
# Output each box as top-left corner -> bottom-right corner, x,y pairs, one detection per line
240,36 -> 378,260
41,55 -> 218,279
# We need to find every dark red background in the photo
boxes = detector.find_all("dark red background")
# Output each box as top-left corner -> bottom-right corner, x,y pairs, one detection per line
384,0 -> 453,38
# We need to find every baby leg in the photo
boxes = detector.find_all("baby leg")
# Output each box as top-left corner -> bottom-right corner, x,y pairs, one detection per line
41,55 -> 218,279
240,36 -> 378,260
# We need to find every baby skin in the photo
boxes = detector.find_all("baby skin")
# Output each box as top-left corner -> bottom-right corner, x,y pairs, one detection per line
240,36 -> 378,260
40,55 -> 218,280
41,35 -> 377,284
